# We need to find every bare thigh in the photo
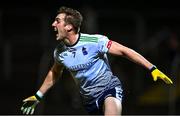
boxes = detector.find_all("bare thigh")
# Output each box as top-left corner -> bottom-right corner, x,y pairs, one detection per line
103,97 -> 122,115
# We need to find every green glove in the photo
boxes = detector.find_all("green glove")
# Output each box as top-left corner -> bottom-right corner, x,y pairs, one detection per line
21,91 -> 43,115
150,65 -> 173,84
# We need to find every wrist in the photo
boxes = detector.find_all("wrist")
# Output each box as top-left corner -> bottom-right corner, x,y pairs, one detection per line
35,90 -> 43,101
150,65 -> 157,72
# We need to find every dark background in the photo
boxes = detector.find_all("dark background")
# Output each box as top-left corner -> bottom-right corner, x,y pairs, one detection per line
0,0 -> 180,115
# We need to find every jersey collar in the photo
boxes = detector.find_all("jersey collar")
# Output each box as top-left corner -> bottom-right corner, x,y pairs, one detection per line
66,32 -> 81,47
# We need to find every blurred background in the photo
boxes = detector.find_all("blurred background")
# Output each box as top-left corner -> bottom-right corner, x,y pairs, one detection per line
0,0 -> 180,115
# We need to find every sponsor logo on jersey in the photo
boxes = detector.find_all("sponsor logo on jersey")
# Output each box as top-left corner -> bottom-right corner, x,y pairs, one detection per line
68,61 -> 95,71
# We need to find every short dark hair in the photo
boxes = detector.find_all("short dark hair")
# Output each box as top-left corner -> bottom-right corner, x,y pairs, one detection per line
58,6 -> 83,33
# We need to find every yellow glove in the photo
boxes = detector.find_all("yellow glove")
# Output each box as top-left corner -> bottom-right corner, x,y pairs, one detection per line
21,91 -> 43,115
150,66 -> 173,84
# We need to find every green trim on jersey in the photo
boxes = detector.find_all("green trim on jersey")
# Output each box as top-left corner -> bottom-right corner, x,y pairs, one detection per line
80,36 -> 98,43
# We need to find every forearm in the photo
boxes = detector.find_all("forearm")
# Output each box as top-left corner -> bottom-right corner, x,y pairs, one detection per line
109,41 -> 153,70
38,70 -> 56,95
123,47 -> 153,70
38,65 -> 63,95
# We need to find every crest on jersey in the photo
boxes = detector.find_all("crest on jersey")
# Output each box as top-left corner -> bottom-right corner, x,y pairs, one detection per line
82,47 -> 88,55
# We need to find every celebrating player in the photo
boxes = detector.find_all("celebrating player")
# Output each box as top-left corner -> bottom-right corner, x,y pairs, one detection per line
20,6 -> 173,115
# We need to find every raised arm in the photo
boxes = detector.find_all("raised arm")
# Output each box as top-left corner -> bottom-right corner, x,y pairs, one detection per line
108,40 -> 173,84
108,41 -> 153,70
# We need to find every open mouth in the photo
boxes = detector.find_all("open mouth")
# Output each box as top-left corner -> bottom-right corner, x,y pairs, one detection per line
54,28 -> 59,37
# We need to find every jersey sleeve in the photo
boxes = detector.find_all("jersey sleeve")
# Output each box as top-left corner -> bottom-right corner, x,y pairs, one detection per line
53,43 -> 65,65
97,35 -> 112,54
53,47 -> 61,64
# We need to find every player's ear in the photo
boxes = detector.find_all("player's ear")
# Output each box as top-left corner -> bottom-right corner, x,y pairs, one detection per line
65,24 -> 73,32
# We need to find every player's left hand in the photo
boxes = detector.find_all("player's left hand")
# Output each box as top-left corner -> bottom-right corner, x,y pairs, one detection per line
150,66 -> 173,84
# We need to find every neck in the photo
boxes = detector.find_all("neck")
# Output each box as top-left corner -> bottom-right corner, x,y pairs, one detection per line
64,32 -> 79,46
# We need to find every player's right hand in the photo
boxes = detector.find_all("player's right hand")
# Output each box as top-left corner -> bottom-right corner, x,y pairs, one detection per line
20,95 -> 41,115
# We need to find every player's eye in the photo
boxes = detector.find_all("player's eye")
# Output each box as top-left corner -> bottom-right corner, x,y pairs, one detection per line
55,18 -> 61,24
56,19 -> 60,24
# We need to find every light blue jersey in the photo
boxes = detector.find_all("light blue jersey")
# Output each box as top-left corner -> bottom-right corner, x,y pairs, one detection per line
54,33 -> 122,104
